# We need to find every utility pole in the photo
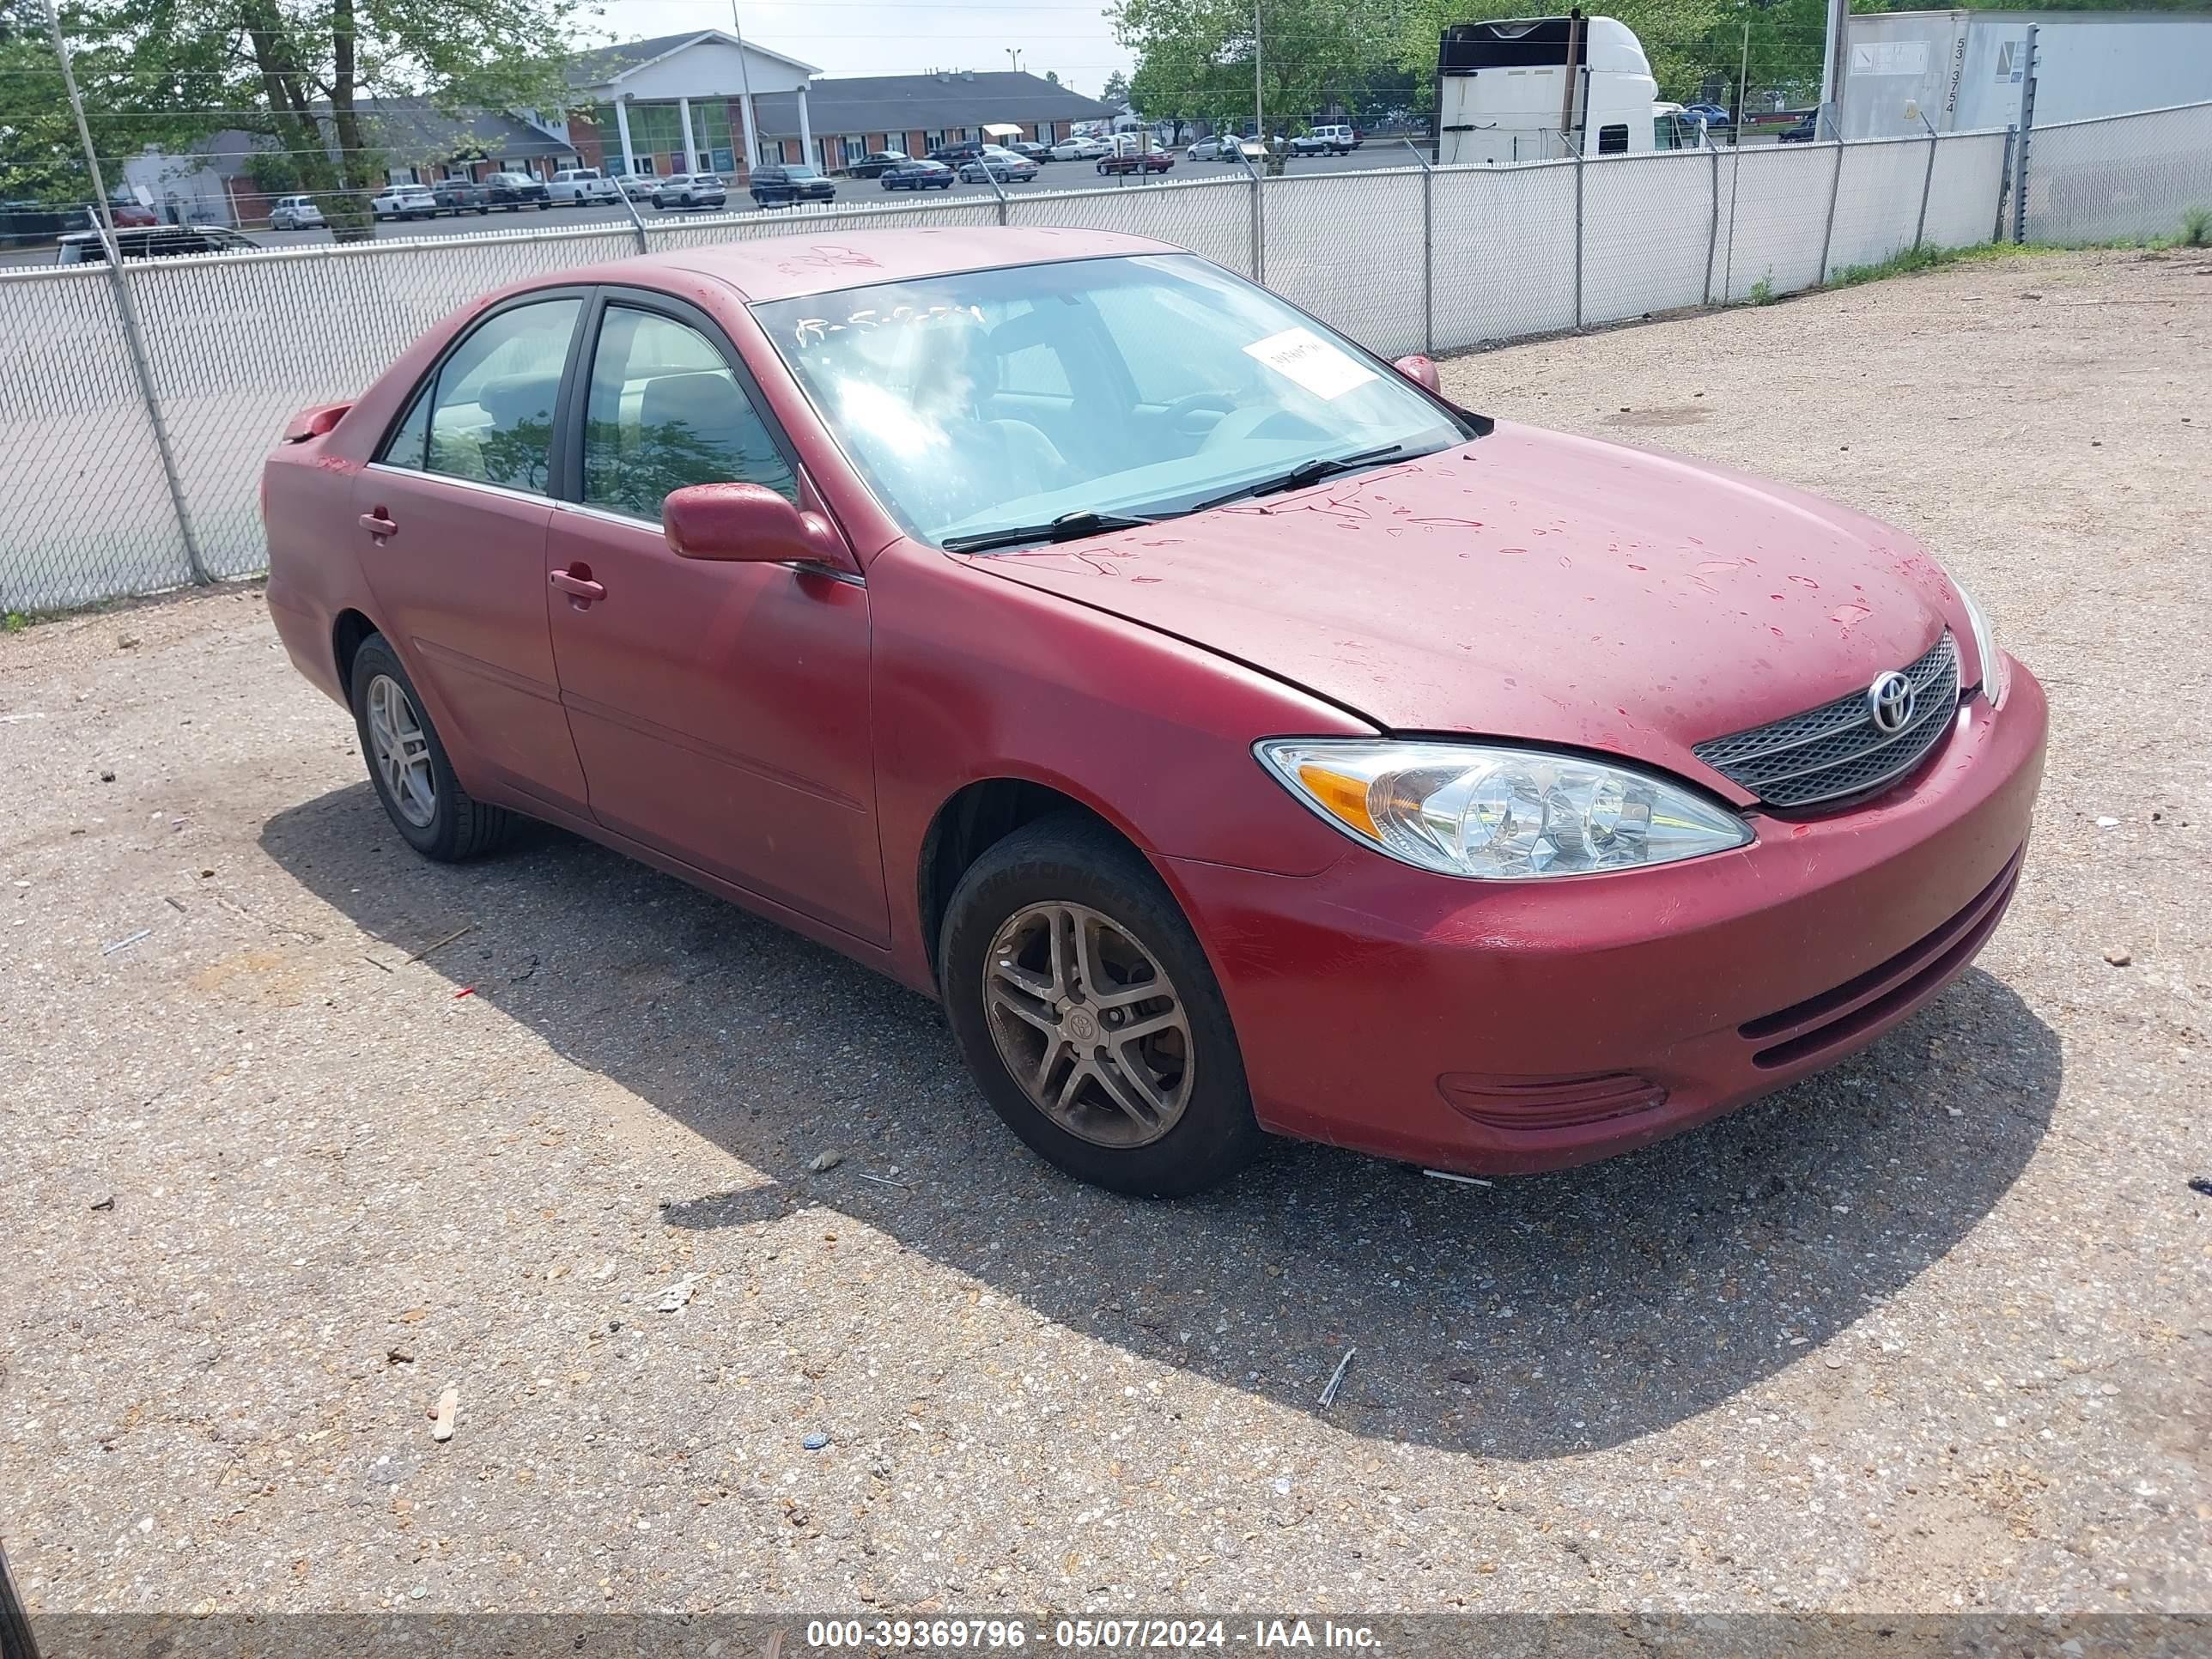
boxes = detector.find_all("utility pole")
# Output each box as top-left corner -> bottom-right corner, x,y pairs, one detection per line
1006,48 -> 1022,73
1735,16 -> 1750,137
1252,0 -> 1264,143
731,2 -> 760,173
1818,0 -> 1850,138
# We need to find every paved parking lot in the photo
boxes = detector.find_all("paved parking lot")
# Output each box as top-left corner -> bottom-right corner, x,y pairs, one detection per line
2,246 -> 2207,1618
0,148 -> 1423,267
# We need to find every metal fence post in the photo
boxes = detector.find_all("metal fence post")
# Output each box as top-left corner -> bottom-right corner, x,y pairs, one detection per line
1571,147 -> 1585,331
44,0 -> 210,588
1702,143 -> 1722,305
616,182 -> 653,253
1995,125 -> 2016,242
981,161 -> 1010,226
1403,137 -> 1435,356
1913,127 -> 1939,251
1816,138 -> 1844,284
1250,166 -> 1266,284
2011,24 -> 2039,243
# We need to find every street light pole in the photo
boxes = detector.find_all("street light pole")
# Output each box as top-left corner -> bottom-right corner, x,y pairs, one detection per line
1252,0 -> 1265,144
1006,48 -> 1021,73
731,2 -> 760,173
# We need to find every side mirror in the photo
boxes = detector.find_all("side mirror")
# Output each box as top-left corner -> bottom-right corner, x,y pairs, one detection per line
663,482 -> 854,571
1391,353 -> 1442,394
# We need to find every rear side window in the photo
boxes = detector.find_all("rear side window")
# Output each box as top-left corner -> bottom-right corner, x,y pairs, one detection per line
422,298 -> 580,494
580,306 -> 795,520
1598,123 -> 1629,155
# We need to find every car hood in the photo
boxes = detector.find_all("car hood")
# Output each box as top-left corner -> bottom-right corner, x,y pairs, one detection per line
969,422 -> 1967,798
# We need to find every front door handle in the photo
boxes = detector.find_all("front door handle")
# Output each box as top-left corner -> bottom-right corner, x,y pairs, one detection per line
358,508 -> 398,540
550,566 -> 605,605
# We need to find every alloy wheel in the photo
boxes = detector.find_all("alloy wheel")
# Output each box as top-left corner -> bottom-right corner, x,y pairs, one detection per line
365,673 -> 436,828
981,902 -> 1194,1148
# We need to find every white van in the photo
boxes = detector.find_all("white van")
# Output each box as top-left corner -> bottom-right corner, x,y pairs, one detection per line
547,167 -> 620,206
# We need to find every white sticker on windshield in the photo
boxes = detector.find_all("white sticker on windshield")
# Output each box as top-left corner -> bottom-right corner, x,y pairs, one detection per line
1241,326 -> 1378,401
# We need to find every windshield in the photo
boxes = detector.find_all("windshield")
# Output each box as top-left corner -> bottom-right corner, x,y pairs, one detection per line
752,253 -> 1467,548
787,167 -> 820,179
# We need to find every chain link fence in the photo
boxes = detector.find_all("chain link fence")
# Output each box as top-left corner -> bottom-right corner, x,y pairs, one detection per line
5,101 -> 2208,614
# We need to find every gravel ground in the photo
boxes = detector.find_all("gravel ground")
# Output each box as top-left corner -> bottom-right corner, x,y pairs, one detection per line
2,246 -> 2207,1620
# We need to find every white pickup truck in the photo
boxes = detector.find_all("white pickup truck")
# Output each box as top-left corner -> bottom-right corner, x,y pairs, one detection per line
546,167 -> 621,206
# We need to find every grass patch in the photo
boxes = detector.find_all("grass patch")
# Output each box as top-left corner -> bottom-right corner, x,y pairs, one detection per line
3,611 -> 27,634
1747,273 -> 1775,306
2184,205 -> 2210,248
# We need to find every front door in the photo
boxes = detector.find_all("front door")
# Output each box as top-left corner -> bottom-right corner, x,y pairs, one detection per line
356,293 -> 588,812
543,294 -> 885,945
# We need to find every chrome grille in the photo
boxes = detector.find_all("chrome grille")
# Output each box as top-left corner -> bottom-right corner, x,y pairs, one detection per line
1693,632 -> 1960,811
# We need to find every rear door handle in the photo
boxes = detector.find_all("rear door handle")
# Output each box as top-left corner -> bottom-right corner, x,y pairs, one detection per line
550,567 -> 605,605
358,509 -> 398,539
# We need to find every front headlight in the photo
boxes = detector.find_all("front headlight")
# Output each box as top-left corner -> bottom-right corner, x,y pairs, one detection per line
1954,579 -> 2008,709
1256,739 -> 1753,880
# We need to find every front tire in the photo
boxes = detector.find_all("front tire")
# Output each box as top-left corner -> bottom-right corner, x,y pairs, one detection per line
939,815 -> 1263,1197
349,635 -> 517,862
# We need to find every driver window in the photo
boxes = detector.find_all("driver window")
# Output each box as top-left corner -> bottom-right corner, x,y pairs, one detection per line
581,307 -> 796,521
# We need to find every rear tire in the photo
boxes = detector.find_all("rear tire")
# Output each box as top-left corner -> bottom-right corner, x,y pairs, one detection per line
348,635 -> 517,862
939,814 -> 1264,1197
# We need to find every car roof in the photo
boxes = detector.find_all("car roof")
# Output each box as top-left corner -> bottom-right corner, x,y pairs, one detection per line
600,226 -> 1177,304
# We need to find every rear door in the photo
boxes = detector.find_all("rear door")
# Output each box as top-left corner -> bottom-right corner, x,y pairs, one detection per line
355,291 -> 590,812
541,289 -> 885,943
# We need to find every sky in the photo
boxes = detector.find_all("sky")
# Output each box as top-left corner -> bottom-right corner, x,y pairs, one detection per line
592,0 -> 1135,96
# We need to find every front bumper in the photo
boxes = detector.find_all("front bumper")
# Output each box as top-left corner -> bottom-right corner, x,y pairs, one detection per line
1160,662 -> 2048,1175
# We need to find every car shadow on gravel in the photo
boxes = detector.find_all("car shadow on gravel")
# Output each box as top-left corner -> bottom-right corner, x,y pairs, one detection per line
261,785 -> 2061,1461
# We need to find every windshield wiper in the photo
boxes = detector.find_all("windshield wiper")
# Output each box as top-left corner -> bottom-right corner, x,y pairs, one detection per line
941,509 -> 1158,555
1187,444 -> 1415,514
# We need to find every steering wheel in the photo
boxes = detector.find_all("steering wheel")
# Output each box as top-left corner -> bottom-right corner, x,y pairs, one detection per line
1158,391 -> 1238,428
1199,404 -> 1297,452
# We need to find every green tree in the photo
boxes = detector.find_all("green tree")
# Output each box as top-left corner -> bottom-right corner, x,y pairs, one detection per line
1113,0 -> 1413,134
15,0 -> 578,237
1100,67 -> 1130,106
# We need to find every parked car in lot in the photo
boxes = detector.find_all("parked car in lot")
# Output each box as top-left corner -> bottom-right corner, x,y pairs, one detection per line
1008,141 -> 1054,163
927,140 -> 988,166
750,164 -> 836,207
652,173 -> 728,210
431,178 -> 489,216
1778,111 -> 1820,143
1186,135 -> 1264,162
483,172 -> 551,210
1048,135 -> 1112,161
847,150 -> 910,178
549,167 -> 621,206
266,194 -> 326,231
880,158 -> 954,191
959,147 -> 1039,184
263,225 -> 2042,1198
1097,149 -> 1174,175
1682,100 -> 1732,130
371,183 -> 439,222
102,198 -> 160,228
613,173 -> 657,201
1290,124 -> 1358,155
58,225 -> 260,263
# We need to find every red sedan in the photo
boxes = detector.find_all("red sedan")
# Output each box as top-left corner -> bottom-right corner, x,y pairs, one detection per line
263,228 -> 2045,1196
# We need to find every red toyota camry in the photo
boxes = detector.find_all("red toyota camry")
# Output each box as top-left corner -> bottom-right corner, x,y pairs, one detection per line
263,228 -> 2046,1196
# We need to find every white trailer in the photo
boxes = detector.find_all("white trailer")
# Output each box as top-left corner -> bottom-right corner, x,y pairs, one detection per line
1838,9 -> 2212,139
1437,15 -> 1700,165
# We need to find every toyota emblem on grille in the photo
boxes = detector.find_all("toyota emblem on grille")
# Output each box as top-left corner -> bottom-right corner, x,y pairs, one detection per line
1866,670 -> 1916,734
